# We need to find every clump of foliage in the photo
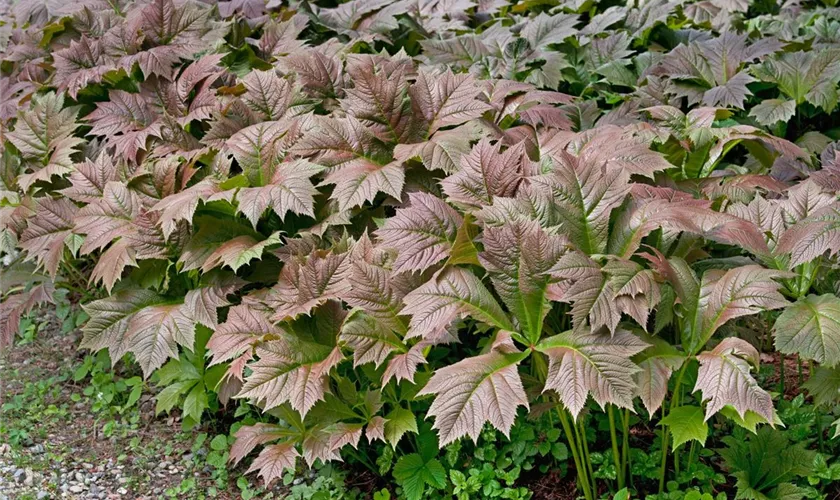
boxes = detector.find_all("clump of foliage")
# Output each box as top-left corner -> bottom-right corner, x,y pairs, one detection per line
2,0 -> 840,498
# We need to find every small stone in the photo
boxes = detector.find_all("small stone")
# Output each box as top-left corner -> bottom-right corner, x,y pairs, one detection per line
29,444 -> 45,455
13,469 -> 25,483
68,485 -> 84,494
82,463 -> 93,470
117,487 -> 128,495
74,472 -> 85,483
36,492 -> 50,500
157,461 -> 170,469
118,477 -> 129,484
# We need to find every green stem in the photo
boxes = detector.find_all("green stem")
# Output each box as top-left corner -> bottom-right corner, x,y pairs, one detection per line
659,361 -> 690,493
557,408 -> 593,500
687,441 -> 697,480
578,417 -> 597,496
608,405 -> 624,489
658,405 -> 669,494
797,355 -> 804,386
622,408 -> 631,489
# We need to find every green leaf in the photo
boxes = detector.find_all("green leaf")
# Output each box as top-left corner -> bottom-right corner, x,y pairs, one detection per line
445,213 -> 480,266
384,408 -> 418,449
393,453 -> 446,500
749,99 -> 796,127
660,406 -> 708,451
774,294 -> 840,368
210,434 -> 228,451
183,383 -> 209,422
156,380 -> 196,415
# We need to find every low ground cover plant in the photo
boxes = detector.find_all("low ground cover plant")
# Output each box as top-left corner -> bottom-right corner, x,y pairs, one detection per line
1,0 -> 840,497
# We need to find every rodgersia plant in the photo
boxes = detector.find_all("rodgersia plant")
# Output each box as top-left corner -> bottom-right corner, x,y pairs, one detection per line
2,0 -> 840,497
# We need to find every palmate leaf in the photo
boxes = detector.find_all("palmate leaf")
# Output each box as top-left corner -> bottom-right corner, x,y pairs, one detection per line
748,99 -> 797,127
245,442 -> 299,487
128,304 -> 197,376
52,36 -> 112,99
301,422 -> 363,467
343,54 -> 416,144
264,250 -> 352,322
7,92 -> 83,192
659,406 -> 708,451
230,423 -> 290,465
61,154 -> 121,204
393,125 -> 477,175
86,90 -> 162,160
700,266 -> 788,349
537,328 -> 650,419
208,304 -> 284,365
74,182 -> 141,255
802,366 -> 840,407
480,220 -> 566,343
339,311 -> 406,368
343,234 -> 411,332
441,139 -> 525,208
237,339 -> 343,417
19,197 -> 78,277
201,231 -> 282,272
227,121 -> 294,187
401,267 -> 513,340
634,336 -> 685,415
383,407 -> 418,448
754,50 -> 840,113
80,289 -> 167,367
178,217 -> 263,271
547,252 -> 621,334
409,68 -> 492,136
533,150 -> 630,255
152,179 -> 236,239
777,204 -> 840,267
694,338 -> 775,422
375,192 -> 462,274
417,333 -> 529,446
774,294 -> 840,368
719,428 -> 816,500
295,117 -> 402,211
0,280 -> 55,348
241,69 -> 295,122
236,160 -> 324,228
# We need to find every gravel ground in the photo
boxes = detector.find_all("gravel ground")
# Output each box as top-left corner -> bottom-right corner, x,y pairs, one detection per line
0,311 -> 251,499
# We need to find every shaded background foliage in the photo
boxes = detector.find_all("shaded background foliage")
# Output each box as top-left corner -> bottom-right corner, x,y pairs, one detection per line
1,0 -> 840,497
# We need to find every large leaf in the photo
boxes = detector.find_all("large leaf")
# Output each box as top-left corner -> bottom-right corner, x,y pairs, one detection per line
417,333 -> 528,446
634,335 -> 685,415
80,289 -> 166,366
480,220 -> 566,342
537,328 -> 649,419
401,267 -> 513,340
8,92 -> 82,192
774,294 -> 840,368
660,406 -> 708,451
533,150 -> 630,255
441,139 -> 525,208
693,338 -> 775,422
409,68 -> 492,136
376,192 -> 462,273
237,339 -> 343,417
19,197 -> 78,277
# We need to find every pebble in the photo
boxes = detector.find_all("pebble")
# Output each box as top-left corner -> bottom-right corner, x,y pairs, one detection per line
13,469 -> 25,483
36,492 -> 49,500
68,484 -> 84,493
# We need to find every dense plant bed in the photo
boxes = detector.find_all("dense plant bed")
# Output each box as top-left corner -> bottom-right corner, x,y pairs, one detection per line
2,0 -> 840,498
